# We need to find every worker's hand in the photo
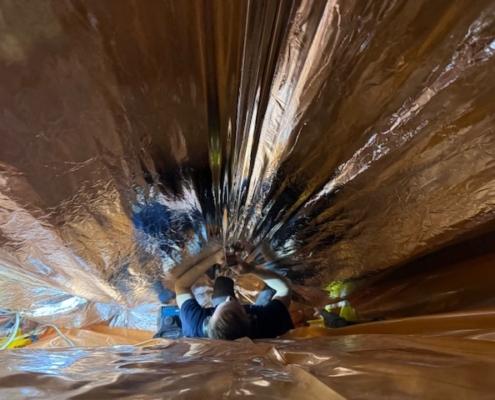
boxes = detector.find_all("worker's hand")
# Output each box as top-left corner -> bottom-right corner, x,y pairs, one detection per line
212,248 -> 225,265
197,242 -> 223,264
171,242 -> 223,280
174,245 -> 226,294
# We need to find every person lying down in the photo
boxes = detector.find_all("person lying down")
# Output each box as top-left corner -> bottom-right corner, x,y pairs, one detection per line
172,244 -> 294,340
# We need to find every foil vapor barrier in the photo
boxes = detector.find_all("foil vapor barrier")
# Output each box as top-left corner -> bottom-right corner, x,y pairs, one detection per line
2,333 -> 495,399
0,0 -> 494,331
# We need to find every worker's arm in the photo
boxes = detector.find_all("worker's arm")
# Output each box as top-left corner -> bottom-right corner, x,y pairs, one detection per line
171,244 -> 221,280
238,260 -> 291,307
174,247 -> 224,307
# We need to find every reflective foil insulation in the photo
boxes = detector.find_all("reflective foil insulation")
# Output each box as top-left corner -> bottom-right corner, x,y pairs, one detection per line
0,0 -> 494,398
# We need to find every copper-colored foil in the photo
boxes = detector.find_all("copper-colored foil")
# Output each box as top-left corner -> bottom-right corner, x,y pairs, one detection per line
0,0 -> 494,397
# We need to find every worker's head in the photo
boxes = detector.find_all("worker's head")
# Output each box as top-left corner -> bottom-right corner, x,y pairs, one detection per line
207,296 -> 250,340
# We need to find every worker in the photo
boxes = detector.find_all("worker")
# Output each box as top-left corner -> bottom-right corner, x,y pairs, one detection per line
173,244 -> 294,340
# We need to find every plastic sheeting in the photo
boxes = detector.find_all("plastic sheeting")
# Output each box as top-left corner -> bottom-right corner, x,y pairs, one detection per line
0,0 -> 495,328
1,0 -> 494,330
2,324 -> 495,399
1,1 -> 495,398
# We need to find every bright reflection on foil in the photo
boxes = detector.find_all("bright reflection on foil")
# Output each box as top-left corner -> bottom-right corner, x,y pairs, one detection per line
328,367 -> 361,377
309,11 -> 495,204
236,389 -> 254,396
183,343 -> 205,358
241,0 -> 342,238
29,295 -> 87,318
252,379 -> 270,387
15,350 -> 88,375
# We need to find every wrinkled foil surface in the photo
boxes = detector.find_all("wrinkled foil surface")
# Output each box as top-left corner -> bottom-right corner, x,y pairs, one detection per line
2,330 -> 495,399
1,0 -> 495,329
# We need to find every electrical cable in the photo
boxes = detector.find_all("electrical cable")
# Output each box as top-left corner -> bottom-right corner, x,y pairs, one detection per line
0,313 -> 20,350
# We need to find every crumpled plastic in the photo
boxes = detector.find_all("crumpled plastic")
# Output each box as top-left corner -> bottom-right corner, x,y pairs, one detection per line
0,308 -> 491,398
2,321 -> 495,399
0,0 -> 495,332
